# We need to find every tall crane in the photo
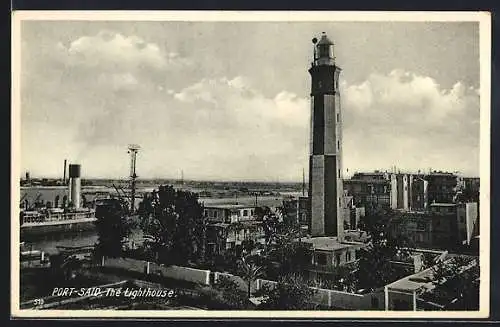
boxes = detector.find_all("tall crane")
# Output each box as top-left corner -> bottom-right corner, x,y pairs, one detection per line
127,144 -> 140,213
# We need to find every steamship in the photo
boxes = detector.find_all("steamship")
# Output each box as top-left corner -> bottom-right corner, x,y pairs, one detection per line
19,164 -> 98,239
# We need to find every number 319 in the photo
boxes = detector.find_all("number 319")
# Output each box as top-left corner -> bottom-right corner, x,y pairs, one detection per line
34,299 -> 44,306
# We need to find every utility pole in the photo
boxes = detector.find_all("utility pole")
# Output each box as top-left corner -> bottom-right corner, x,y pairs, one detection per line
302,167 -> 305,196
63,159 -> 67,185
296,197 -> 300,226
127,144 -> 140,213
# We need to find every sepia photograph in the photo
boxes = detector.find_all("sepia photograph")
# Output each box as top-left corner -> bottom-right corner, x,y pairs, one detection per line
11,11 -> 491,318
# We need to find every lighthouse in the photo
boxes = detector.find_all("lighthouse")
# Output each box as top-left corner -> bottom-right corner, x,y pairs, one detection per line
308,32 -> 344,240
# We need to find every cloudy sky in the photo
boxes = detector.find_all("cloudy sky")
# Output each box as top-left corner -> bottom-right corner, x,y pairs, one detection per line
19,19 -> 480,181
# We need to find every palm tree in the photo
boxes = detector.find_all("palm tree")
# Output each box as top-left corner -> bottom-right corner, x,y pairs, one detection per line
239,256 -> 263,299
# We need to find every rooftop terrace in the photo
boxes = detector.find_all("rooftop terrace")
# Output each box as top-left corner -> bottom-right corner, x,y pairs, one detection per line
301,236 -> 363,251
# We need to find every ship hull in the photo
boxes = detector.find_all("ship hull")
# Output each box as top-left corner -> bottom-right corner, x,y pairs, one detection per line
20,219 -> 97,240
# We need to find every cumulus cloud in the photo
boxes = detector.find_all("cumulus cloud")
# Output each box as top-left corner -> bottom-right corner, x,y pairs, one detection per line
342,69 -> 479,175
96,72 -> 139,91
20,62 -> 480,179
174,77 -> 308,128
167,70 -> 479,179
22,31 -> 195,160
55,31 -> 181,71
170,77 -> 310,179
44,31 -> 193,98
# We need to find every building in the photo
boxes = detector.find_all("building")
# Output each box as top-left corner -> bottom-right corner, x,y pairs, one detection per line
308,32 -> 344,239
409,175 -> 428,211
389,173 -> 426,211
426,171 -> 462,205
204,204 -> 256,224
460,177 -> 480,203
389,171 -> 464,212
282,196 -> 309,227
439,202 -> 478,246
344,170 -> 474,214
389,253 -> 424,276
351,171 -> 390,181
301,236 -> 364,280
204,204 -> 265,256
344,178 -> 391,208
389,202 -> 479,250
395,174 -> 409,210
343,195 -> 365,230
384,256 -> 478,311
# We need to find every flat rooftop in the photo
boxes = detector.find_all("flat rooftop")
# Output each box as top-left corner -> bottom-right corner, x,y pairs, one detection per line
344,179 -> 389,184
387,257 -> 478,295
301,236 -> 361,251
204,204 -> 256,209
208,220 -> 262,228
386,266 -> 436,292
429,203 -> 457,207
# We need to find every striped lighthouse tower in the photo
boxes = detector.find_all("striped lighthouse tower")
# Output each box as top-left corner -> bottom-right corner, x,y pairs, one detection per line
308,32 -> 344,240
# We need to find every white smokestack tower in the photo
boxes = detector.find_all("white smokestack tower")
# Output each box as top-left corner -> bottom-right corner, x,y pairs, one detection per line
68,164 -> 81,209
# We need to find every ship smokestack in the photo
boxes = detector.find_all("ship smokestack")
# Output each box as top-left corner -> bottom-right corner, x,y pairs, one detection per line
68,164 -> 81,209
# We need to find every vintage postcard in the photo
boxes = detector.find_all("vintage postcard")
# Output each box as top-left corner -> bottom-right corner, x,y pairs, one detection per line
11,11 -> 491,319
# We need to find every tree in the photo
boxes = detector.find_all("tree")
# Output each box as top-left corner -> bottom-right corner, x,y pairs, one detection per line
139,185 -> 205,265
256,206 -> 280,249
94,199 -> 132,260
241,239 -> 256,254
356,204 -> 415,290
257,273 -> 316,310
266,226 -> 311,275
329,263 -> 359,292
239,256 -> 264,298
430,256 -> 479,310
213,275 -> 248,309
254,206 -> 272,221
196,275 -> 248,309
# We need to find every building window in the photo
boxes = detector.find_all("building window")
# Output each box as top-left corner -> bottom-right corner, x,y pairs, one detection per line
337,113 -> 340,122
337,141 -> 340,150
243,209 -> 248,217
335,253 -> 341,266
346,251 -> 351,262
316,253 -> 327,265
